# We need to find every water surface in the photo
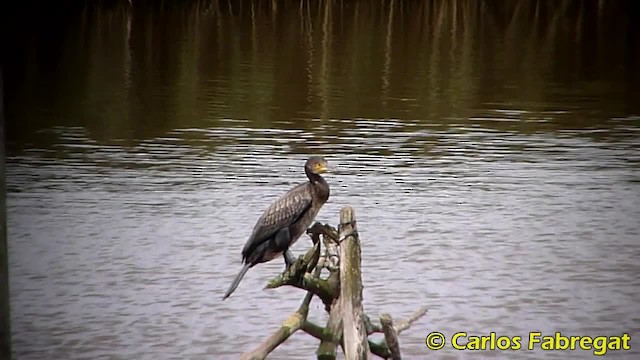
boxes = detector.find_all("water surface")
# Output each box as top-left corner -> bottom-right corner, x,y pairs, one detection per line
5,1 -> 640,359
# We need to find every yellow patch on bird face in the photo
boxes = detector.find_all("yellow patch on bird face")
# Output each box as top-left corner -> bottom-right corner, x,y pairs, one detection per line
315,162 -> 328,173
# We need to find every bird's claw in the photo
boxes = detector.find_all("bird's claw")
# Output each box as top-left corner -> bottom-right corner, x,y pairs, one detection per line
284,250 -> 296,268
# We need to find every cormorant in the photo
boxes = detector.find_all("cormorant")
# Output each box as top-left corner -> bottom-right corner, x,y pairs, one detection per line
222,156 -> 332,300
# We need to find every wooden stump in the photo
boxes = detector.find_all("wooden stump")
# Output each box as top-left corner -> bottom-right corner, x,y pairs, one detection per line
338,207 -> 370,359
240,206 -> 428,360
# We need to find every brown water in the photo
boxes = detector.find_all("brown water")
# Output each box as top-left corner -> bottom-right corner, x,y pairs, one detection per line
5,1 -> 640,359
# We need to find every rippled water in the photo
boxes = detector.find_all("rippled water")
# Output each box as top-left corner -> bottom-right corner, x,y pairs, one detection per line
8,117 -> 640,359
6,1 -> 640,359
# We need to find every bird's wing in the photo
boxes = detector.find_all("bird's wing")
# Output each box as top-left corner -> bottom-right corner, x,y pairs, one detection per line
242,183 -> 313,256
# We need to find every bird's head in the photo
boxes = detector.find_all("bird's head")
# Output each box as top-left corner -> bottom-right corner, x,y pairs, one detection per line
305,156 -> 333,175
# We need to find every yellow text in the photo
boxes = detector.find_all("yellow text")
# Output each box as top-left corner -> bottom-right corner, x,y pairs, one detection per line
528,332 -> 631,356
452,332 -> 522,351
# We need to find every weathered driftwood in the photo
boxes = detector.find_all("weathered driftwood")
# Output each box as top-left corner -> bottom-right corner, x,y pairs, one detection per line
240,206 -> 427,360
242,251 -> 324,360
380,314 -> 401,360
303,308 -> 428,360
316,296 -> 343,359
337,207 -> 369,359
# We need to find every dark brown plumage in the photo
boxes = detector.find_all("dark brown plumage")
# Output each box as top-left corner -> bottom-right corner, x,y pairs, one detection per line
222,156 -> 332,300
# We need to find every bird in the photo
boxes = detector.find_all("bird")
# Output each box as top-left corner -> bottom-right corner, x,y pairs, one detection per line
222,156 -> 333,300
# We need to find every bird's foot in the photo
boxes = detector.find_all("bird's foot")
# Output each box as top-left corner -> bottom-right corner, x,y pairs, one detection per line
284,250 -> 296,268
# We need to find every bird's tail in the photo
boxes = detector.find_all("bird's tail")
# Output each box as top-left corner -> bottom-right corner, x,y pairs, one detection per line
222,263 -> 251,300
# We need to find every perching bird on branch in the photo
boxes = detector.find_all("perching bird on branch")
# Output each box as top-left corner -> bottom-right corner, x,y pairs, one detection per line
222,156 -> 333,300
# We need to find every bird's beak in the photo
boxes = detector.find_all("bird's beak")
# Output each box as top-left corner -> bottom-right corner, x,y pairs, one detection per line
321,163 -> 336,173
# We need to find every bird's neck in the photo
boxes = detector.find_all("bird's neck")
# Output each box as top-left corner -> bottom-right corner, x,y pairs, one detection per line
306,170 -> 330,201
305,168 -> 323,184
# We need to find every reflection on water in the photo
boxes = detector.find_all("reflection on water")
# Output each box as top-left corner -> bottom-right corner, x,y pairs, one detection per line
5,1 -> 640,359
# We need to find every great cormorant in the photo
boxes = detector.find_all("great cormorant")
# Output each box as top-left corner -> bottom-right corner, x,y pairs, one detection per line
222,156 -> 332,300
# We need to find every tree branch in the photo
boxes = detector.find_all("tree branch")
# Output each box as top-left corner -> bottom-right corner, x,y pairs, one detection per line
380,314 -> 401,360
368,340 -> 392,359
242,247 -> 328,360
394,306 -> 428,334
316,297 -> 343,360
302,321 -> 391,359
264,240 -> 337,307
307,222 -> 339,242
240,290 -> 313,360
365,314 -> 383,335
366,306 -> 428,335
308,222 -> 340,271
